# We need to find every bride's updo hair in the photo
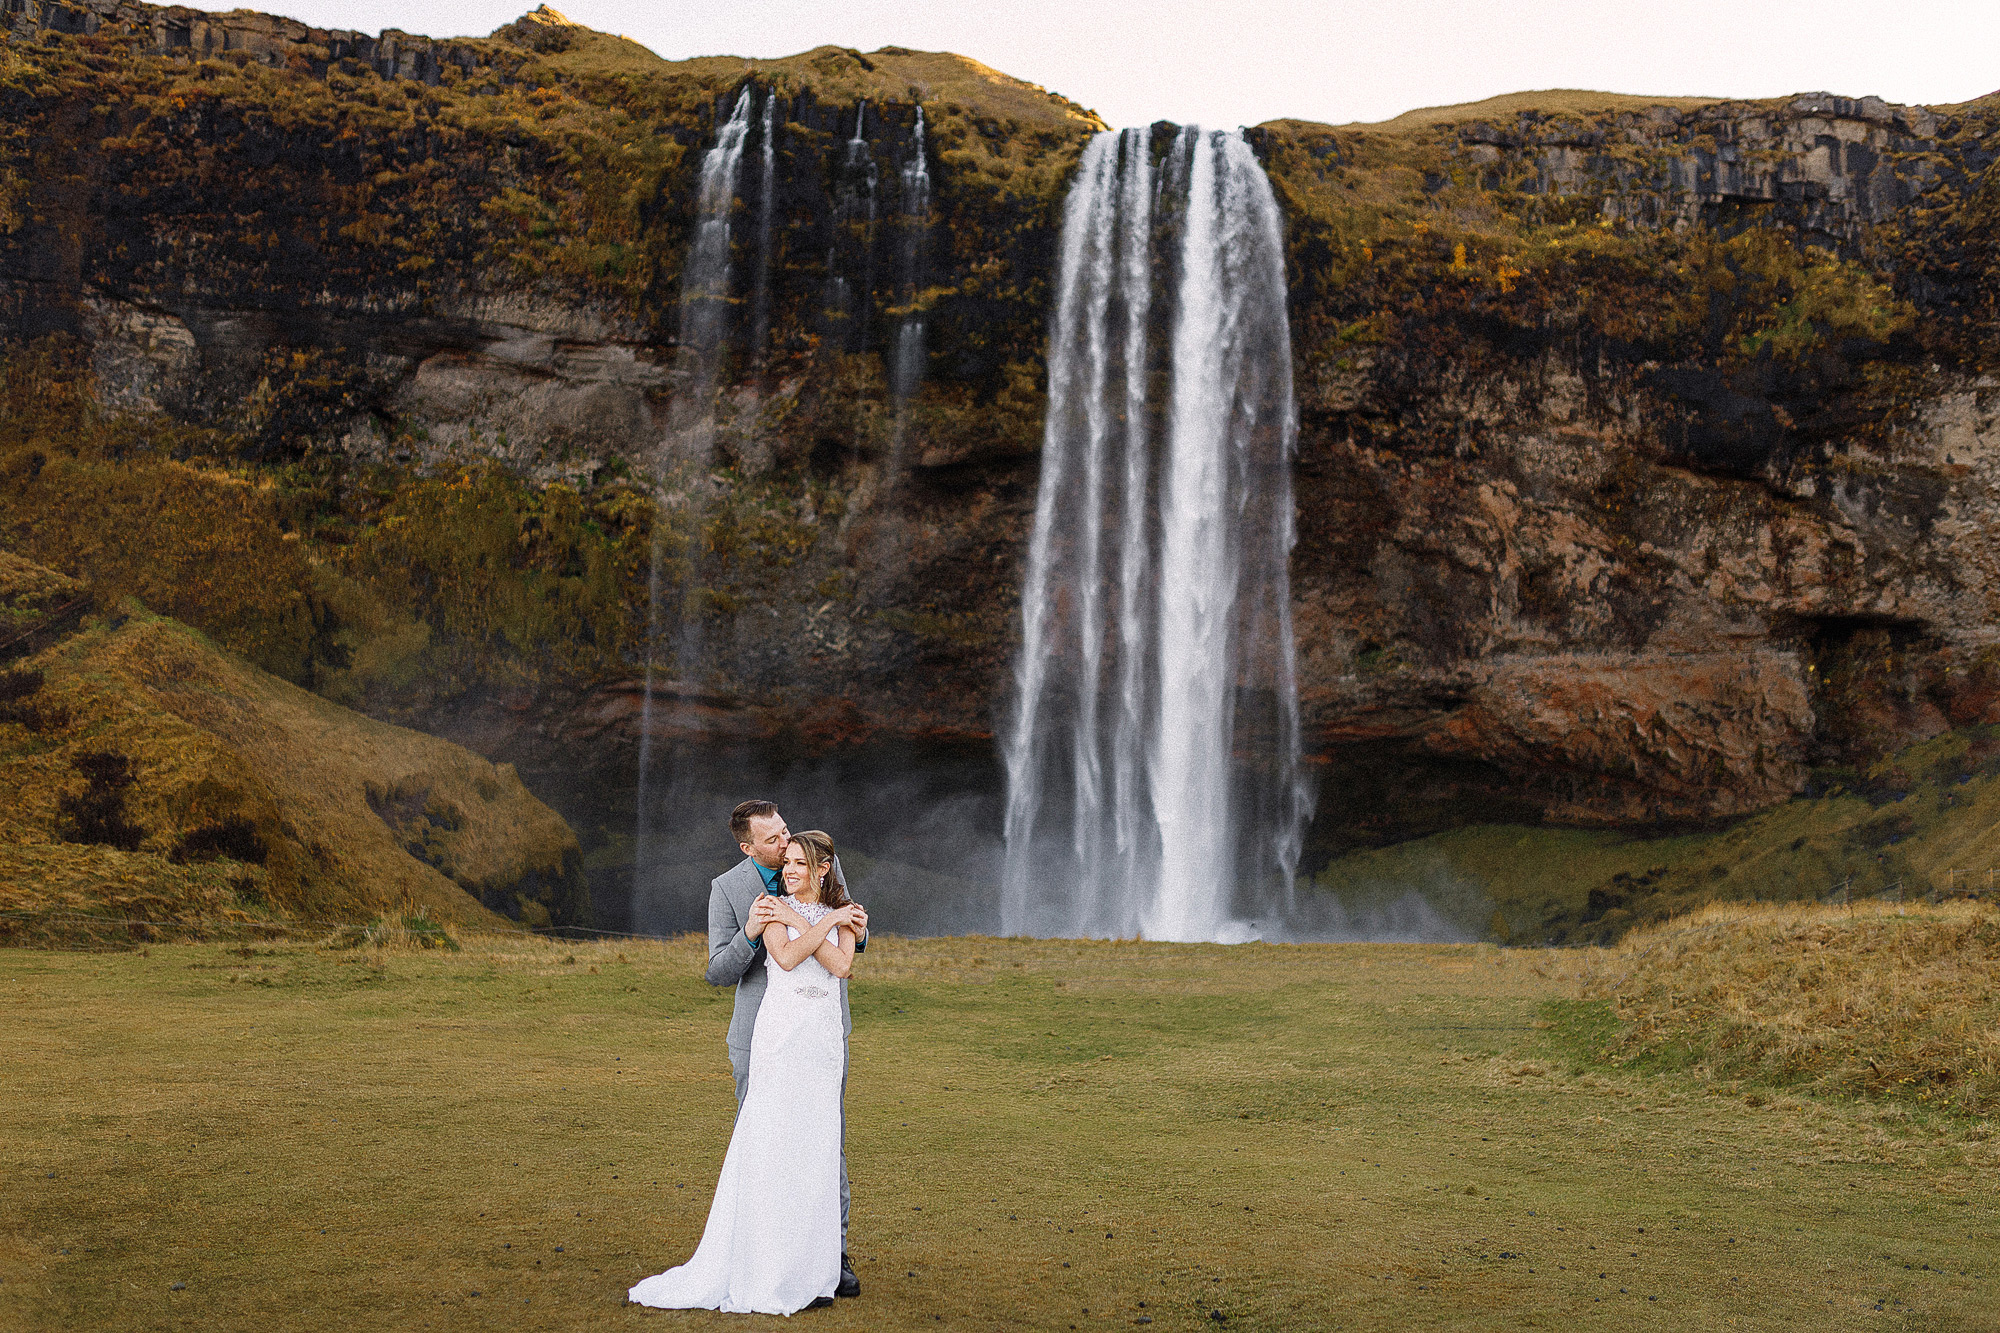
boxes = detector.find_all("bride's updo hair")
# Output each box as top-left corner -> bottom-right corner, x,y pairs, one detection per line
787,830 -> 849,908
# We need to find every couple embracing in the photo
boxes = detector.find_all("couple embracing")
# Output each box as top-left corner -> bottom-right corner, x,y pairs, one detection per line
629,800 -> 871,1315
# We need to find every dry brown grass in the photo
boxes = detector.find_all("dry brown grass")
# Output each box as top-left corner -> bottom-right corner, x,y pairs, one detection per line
0,844 -> 266,947
1269,88 -> 1726,136
627,44 -> 1105,132
321,907 -> 464,952
1576,902 -> 2000,1116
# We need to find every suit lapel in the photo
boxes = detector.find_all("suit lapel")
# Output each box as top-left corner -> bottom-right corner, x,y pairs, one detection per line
727,857 -> 766,927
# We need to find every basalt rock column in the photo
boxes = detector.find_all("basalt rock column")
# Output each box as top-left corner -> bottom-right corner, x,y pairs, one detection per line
1001,126 -> 1308,942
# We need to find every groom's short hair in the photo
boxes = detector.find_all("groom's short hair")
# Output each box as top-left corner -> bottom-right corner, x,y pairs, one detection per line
730,799 -> 780,843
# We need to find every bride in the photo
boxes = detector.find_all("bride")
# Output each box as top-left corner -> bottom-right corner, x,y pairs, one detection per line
629,830 -> 861,1315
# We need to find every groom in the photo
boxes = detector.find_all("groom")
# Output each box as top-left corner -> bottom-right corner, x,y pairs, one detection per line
705,799 -> 868,1299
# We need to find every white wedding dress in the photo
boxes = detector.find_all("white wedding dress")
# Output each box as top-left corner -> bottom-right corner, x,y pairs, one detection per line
629,902 -> 846,1315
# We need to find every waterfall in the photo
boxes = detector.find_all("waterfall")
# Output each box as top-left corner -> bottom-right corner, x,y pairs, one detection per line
634,87 -> 753,902
670,88 -> 754,434
824,102 -> 878,348
1000,126 -> 1308,943
845,101 -> 876,207
749,90 -> 777,371
890,105 -> 930,404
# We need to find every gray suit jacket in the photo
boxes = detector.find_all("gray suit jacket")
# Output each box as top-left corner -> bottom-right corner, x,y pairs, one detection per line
705,856 -> 855,1052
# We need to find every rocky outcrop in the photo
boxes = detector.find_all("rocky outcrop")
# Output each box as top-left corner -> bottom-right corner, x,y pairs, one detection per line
2,0 -> 540,87
1247,89 -> 2000,847
1450,93 -> 1943,247
1285,342 -> 2000,842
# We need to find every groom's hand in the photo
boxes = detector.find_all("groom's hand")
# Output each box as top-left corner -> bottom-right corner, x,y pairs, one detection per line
745,895 -> 780,941
849,903 -> 869,939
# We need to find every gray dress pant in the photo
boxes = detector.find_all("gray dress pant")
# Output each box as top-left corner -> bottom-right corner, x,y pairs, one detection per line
730,1044 -> 850,1242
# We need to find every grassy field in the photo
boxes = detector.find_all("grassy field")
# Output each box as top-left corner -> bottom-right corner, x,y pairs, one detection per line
3,931 -> 1997,1332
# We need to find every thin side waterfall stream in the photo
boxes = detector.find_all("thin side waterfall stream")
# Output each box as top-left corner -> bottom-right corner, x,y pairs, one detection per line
878,105 -> 930,509
824,102 -> 877,347
749,89 -> 777,371
890,105 -> 929,407
633,88 -> 754,901
1001,126 -> 1309,942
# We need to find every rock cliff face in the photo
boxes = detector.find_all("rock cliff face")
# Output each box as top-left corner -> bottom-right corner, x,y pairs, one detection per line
4,1 -> 2000,885
1267,92 -> 2000,846
1453,94 -> 1942,242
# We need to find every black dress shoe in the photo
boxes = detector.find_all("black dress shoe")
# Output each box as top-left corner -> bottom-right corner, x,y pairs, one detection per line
836,1254 -> 860,1298
806,1295 -> 835,1309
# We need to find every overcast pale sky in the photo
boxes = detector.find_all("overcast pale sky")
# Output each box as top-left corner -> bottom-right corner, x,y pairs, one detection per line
177,0 -> 1996,129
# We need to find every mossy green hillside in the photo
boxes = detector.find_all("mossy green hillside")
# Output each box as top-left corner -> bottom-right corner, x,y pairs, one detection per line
0,551 -> 588,937
0,341 -> 682,714
1312,723 -> 2000,943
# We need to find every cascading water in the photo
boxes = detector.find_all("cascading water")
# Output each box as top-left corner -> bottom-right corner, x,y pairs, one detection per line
890,105 -> 930,405
667,89 -> 754,444
749,90 -> 777,371
633,87 -> 753,901
823,102 -> 878,348
1000,125 -> 1309,943
868,104 -> 932,518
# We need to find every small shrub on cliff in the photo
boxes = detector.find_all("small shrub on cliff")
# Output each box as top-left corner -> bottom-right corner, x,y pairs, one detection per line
1655,228 -> 1913,366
